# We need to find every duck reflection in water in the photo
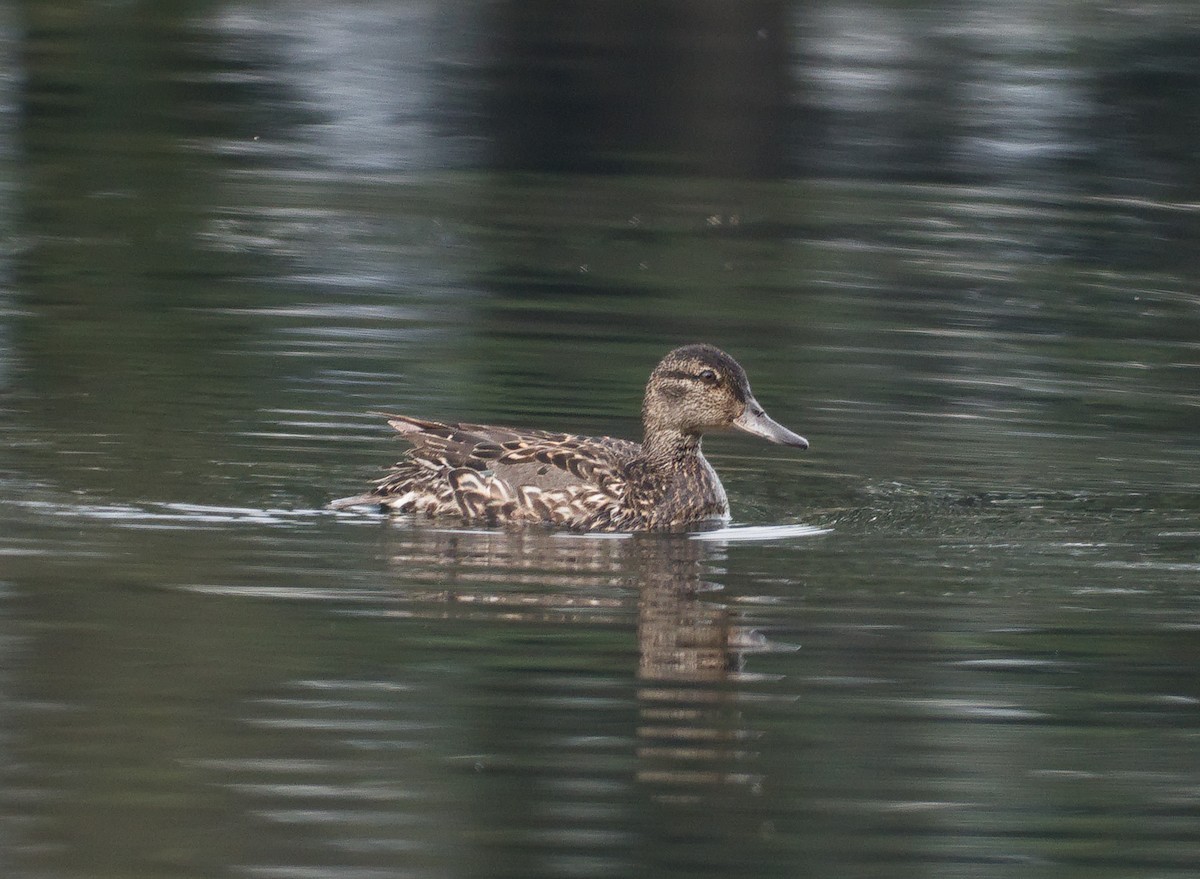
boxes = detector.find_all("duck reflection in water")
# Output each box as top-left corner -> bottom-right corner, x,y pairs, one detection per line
382,526 -> 774,795
332,344 -> 807,531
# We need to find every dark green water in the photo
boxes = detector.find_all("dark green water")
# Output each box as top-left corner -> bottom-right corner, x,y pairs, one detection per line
2,3 -> 1199,878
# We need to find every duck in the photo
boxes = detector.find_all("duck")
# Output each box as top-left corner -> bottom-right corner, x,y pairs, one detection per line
330,344 -> 808,532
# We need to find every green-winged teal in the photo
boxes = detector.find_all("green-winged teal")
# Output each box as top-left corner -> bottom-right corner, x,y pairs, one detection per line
331,344 -> 808,531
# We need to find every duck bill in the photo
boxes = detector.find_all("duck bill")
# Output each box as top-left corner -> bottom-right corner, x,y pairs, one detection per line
733,397 -> 809,449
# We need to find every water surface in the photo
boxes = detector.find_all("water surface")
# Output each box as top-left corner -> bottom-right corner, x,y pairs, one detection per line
2,3 -> 1199,878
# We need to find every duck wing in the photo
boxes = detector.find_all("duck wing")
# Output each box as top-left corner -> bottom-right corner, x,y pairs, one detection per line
331,415 -> 641,529
379,415 -> 632,483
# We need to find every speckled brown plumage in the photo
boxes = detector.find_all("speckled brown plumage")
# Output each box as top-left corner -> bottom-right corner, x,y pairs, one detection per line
330,344 -> 808,531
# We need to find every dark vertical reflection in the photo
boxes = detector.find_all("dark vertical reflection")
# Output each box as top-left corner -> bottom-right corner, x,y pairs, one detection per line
1089,33 -> 1200,271
485,1 -> 791,177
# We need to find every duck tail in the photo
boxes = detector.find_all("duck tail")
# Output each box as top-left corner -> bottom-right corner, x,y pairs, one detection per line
328,493 -> 382,510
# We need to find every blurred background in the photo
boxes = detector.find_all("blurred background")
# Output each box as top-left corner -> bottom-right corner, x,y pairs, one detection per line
1,2 -> 1199,878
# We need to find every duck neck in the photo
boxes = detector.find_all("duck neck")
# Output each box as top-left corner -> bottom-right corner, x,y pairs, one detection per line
640,426 -> 703,467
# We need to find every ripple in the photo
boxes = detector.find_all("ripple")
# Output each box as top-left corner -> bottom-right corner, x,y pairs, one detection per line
8,498 -> 345,531
691,523 -> 832,542
903,698 -> 1049,722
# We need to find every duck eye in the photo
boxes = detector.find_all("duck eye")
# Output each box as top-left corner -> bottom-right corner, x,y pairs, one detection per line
696,368 -> 719,385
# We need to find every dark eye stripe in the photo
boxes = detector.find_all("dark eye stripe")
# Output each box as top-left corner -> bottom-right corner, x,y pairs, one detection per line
659,369 -> 705,382
657,366 -> 747,402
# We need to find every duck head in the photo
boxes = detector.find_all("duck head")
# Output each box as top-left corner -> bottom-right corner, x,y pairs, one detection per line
641,344 -> 809,453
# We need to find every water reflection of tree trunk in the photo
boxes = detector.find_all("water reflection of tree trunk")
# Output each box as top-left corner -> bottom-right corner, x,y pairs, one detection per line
486,1 -> 790,177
